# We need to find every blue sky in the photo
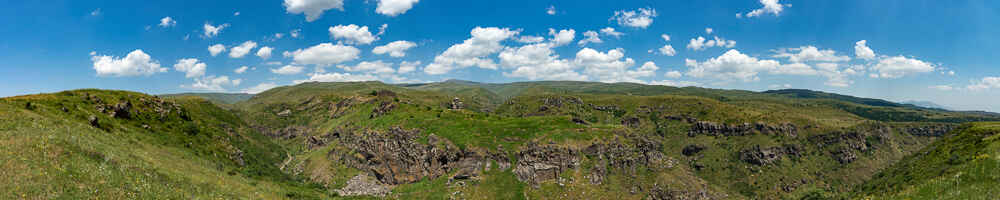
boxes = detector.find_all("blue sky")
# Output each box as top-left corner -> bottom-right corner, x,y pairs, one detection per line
1,0 -> 998,111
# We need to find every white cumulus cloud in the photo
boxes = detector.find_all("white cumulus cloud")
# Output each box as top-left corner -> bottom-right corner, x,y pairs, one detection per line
256,46 -> 274,59
295,72 -> 378,84
741,0 -> 787,18
271,65 -> 305,75
376,0 -> 419,17
854,40 -> 876,60
173,58 -> 207,78
772,46 -> 850,63
234,66 -> 249,74
967,77 -> 1000,90
208,44 -> 226,56
329,24 -> 379,45
548,28 -> 575,46
229,41 -> 258,58
685,49 -> 780,82
687,36 -> 736,51
158,17 -> 176,27
284,0 -> 344,22
499,43 -> 585,81
578,31 -> 602,46
338,60 -> 396,74
203,23 -> 229,38
398,61 -> 420,74
575,48 -> 652,83
289,43 -> 361,66
546,5 -> 556,15
665,70 -> 682,78
372,40 -> 417,57
185,75 -> 240,91
600,27 -> 624,38
424,27 -> 520,75
612,7 -> 657,29
91,50 -> 166,77
869,56 -> 936,78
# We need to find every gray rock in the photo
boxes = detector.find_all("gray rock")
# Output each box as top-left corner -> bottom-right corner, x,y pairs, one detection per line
335,174 -> 392,197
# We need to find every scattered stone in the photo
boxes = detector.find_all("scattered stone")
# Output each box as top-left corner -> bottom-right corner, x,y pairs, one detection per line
833,148 -> 857,164
739,145 -> 785,165
61,107 -> 69,113
571,118 -> 589,125
335,174 -> 392,197
231,148 -> 245,167
88,115 -> 99,127
141,124 -> 151,129
276,109 -> 292,117
449,97 -> 464,110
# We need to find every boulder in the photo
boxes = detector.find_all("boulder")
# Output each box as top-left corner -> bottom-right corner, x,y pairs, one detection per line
276,109 -> 292,117
109,101 -> 132,119
449,97 -> 464,109
88,115 -> 99,127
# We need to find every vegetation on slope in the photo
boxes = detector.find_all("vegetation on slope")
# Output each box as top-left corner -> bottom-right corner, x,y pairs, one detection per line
852,122 -> 1000,199
0,90 -> 327,199
3,81 -> 998,199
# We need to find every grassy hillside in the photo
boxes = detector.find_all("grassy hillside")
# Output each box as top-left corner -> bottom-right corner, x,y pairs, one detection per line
851,122 -> 1000,199
159,92 -> 254,104
3,81 -> 998,199
234,81 -> 995,199
0,90 -> 328,199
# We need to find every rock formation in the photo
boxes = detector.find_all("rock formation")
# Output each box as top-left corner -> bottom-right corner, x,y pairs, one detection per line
689,121 -> 797,137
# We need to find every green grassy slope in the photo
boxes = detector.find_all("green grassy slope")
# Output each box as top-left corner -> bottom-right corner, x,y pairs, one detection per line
4,81 -> 997,199
851,122 -> 1000,199
159,92 -> 255,104
0,90 -> 328,199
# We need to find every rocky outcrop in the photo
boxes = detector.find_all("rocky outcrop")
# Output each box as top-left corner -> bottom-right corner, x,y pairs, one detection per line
369,101 -> 396,118
688,121 -> 797,137
832,148 -> 857,164
738,145 -> 799,166
328,97 -> 360,118
541,96 -> 584,108
335,174 -> 392,197
514,137 -> 670,185
337,127 -> 489,185
905,124 -> 956,137
514,143 -> 581,184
